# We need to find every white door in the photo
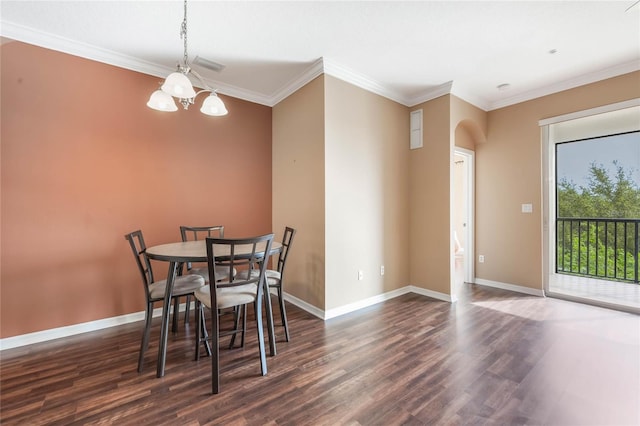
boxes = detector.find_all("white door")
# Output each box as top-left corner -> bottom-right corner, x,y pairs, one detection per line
453,147 -> 475,293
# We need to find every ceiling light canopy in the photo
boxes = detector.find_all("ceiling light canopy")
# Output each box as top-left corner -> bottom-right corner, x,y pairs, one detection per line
147,0 -> 227,117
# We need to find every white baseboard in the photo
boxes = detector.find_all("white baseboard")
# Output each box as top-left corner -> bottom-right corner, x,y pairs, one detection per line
282,292 -> 325,320
323,287 -> 412,320
0,285 -> 464,351
474,278 -> 545,297
285,285 -> 454,321
0,302 -> 195,351
409,285 -> 456,303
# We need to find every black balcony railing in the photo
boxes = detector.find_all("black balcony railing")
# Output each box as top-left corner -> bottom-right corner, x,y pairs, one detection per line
556,217 -> 639,284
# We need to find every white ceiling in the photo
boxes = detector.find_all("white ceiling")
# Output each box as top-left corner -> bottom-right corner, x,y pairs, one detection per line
1,1 -> 639,110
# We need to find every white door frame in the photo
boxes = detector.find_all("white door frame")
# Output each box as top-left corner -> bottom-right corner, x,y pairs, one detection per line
453,147 -> 475,286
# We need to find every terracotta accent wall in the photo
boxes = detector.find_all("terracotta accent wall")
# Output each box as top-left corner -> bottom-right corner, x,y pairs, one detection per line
1,41 -> 272,338
477,71 -> 640,290
324,75 -> 409,310
409,95 -> 452,295
272,76 -> 326,309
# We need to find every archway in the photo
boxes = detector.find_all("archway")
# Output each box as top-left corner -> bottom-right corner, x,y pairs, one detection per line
452,119 -> 485,299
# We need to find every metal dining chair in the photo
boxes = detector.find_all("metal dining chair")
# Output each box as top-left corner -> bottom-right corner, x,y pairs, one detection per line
266,226 -> 296,342
124,230 -> 205,372
179,225 -> 230,324
194,233 -> 274,394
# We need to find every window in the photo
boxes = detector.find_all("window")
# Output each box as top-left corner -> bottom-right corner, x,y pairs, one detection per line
541,99 -> 640,310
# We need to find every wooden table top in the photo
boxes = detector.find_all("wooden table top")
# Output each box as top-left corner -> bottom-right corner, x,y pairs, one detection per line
146,240 -> 281,263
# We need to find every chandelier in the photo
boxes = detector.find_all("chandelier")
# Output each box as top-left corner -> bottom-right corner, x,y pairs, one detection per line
147,0 -> 228,116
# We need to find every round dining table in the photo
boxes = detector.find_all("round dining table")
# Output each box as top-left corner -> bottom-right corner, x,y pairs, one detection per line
146,239 -> 282,378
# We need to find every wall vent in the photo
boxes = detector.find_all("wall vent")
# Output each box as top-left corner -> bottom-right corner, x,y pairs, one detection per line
410,109 -> 423,149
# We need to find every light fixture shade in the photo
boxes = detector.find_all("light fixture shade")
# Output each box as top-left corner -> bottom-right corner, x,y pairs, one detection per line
161,71 -> 196,99
200,93 -> 228,116
147,90 -> 178,111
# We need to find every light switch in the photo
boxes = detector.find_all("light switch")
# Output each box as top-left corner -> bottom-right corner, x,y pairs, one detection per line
522,203 -> 533,213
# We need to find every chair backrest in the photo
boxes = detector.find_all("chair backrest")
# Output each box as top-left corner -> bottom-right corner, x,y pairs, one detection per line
180,225 -> 225,270
206,234 -> 274,302
124,230 -> 154,301
180,225 -> 225,242
276,227 -> 296,278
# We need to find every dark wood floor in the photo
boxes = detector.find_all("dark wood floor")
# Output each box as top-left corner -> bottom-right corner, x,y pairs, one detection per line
1,283 -> 639,425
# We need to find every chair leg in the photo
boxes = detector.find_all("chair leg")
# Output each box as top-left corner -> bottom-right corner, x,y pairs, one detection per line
195,303 -> 211,360
184,295 -> 192,325
211,302 -> 220,394
194,301 -> 201,361
172,297 -> 180,333
240,304 -> 247,348
138,302 -> 154,373
277,285 -> 290,342
202,306 -> 212,357
229,305 -> 247,349
229,306 -> 240,349
263,284 -> 276,356
255,291 -> 268,376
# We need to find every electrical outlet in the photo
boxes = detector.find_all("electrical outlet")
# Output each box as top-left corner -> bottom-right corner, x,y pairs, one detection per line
358,270 -> 364,280
479,255 -> 485,263
380,265 -> 385,276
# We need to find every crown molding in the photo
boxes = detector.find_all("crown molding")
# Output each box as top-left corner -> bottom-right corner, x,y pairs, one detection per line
211,81 -> 274,107
488,59 -> 640,111
267,57 -> 418,107
321,57 -> 409,105
268,58 -> 325,105
0,20 -> 409,108
3,19 -> 638,112
406,81 -> 454,107
0,20 -> 273,107
450,83 -> 491,111
0,20 -> 163,76
406,80 -> 493,112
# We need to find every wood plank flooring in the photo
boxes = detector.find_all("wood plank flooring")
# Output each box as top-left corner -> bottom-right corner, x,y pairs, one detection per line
1,283 -> 639,425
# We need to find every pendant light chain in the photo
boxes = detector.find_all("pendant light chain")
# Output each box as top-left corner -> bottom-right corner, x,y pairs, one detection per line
146,0 -> 228,116
181,0 -> 189,69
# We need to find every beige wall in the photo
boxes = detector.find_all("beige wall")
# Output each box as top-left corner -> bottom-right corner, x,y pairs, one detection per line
409,95 -> 452,295
272,76 -> 326,309
477,71 -> 640,290
273,75 -> 410,312
324,75 -> 409,310
1,41 -> 273,338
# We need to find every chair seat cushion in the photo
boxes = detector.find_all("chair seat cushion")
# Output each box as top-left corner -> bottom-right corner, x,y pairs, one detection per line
265,269 -> 281,286
149,274 -> 205,299
194,284 -> 257,310
265,269 -> 281,280
235,269 -> 259,280
237,269 -> 281,286
190,266 -> 235,283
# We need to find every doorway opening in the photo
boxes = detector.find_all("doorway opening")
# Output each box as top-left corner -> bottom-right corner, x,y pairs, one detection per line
453,147 -> 475,299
